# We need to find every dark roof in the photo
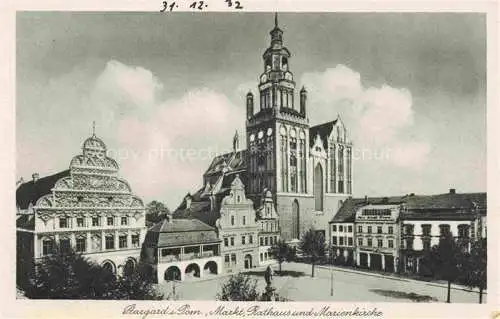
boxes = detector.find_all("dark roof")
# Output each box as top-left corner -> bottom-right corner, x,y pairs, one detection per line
16,170 -> 70,210
330,192 -> 487,223
204,150 -> 247,177
309,120 -> 338,149
144,218 -> 220,247
16,214 -> 35,230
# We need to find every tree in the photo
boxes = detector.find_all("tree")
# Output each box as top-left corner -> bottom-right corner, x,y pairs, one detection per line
463,238 -> 487,303
24,246 -> 163,300
298,229 -> 326,278
269,240 -> 293,273
216,274 -> 259,301
146,200 -> 170,225
426,233 -> 467,303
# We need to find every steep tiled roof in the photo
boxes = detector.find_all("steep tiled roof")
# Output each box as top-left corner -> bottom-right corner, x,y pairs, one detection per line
309,120 -> 338,149
16,170 -> 70,210
144,218 -> 220,248
16,214 -> 35,230
204,150 -> 247,176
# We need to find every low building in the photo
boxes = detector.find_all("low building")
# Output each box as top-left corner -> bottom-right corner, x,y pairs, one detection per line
142,213 -> 221,283
355,201 -> 403,273
216,175 -> 260,273
400,190 -> 487,274
16,132 -> 146,277
256,190 -> 280,265
328,198 -> 357,265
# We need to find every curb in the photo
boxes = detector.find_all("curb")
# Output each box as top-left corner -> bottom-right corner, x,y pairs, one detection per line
315,264 -> 486,294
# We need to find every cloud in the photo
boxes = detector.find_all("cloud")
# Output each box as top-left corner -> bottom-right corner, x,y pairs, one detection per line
301,64 -> 429,169
88,60 -> 244,206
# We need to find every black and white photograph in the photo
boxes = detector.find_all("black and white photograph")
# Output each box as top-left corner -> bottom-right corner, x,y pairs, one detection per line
13,7 -> 490,308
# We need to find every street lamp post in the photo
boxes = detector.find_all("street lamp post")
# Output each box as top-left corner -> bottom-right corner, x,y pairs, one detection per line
330,253 -> 335,297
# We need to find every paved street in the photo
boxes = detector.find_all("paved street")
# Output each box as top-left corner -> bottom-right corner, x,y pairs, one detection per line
156,262 -> 484,303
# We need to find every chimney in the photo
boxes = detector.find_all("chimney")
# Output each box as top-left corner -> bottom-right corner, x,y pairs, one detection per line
449,188 -> 456,194
364,195 -> 368,203
32,173 -> 39,183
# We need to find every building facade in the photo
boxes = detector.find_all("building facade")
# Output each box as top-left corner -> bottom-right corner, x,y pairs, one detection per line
216,175 -> 260,273
142,214 -> 221,283
16,133 -> 147,276
399,190 -> 487,274
256,190 -> 280,265
355,203 -> 402,273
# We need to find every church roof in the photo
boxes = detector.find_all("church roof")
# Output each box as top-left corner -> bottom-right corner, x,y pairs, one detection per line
16,170 -> 70,210
204,150 -> 247,176
144,218 -> 220,248
309,120 -> 338,149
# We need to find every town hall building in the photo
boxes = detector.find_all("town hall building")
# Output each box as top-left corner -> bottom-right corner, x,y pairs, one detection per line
174,14 -> 353,245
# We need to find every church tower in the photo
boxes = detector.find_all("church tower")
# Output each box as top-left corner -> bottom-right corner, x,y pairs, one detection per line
246,13 -> 310,200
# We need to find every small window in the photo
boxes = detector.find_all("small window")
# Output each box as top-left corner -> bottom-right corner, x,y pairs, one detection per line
42,239 -> 54,255
59,238 -> 71,254
242,236 -> 246,245
92,217 -> 100,227
77,217 -> 84,227
348,237 -> 353,246
348,225 -> 353,233
339,237 -> 344,245
76,237 -> 86,252
121,217 -> 128,226
367,226 -> 372,234
119,235 -> 127,248
358,225 -> 362,233
388,226 -> 394,234
332,237 -> 337,245
358,238 -> 363,246
388,240 -> 394,248
332,225 -> 337,232
59,217 -> 68,228
230,237 -> 234,246
265,237 -> 269,246
243,216 -> 246,225
249,235 -> 253,244
131,234 -> 140,247
224,238 -> 228,246
260,237 -> 264,246
367,238 -> 372,247
339,225 -> 344,232
231,253 -> 237,265
231,216 -> 235,225
378,239 -> 383,248
107,217 -> 114,226
105,235 -> 114,250
377,226 -> 382,234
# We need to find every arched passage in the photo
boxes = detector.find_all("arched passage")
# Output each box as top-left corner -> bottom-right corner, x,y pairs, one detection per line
164,266 -> 181,281
204,261 -> 218,275
314,163 -> 323,211
123,258 -> 136,277
185,263 -> 200,278
102,260 -> 116,274
292,199 -> 300,239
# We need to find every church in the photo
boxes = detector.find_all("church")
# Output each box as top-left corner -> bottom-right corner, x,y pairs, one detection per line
174,14 -> 353,244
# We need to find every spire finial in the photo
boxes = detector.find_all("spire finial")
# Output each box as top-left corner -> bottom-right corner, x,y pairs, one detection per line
92,121 -> 96,136
274,12 -> 278,28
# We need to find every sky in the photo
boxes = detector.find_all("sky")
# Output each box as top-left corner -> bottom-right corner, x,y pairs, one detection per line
16,12 -> 486,209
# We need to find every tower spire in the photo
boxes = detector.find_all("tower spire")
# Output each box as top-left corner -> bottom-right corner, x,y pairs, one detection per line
92,121 -> 96,137
274,12 -> 278,28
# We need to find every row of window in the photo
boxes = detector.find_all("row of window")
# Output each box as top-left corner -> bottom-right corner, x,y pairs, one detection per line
358,237 -> 395,249
58,216 -> 130,229
261,221 -> 278,232
403,224 -> 470,238
224,235 -> 254,247
358,225 -> 394,235
331,225 -> 353,233
230,215 -> 247,226
331,236 -> 353,246
41,234 -> 140,255
260,251 -> 270,262
224,253 -> 237,267
260,235 -> 278,246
